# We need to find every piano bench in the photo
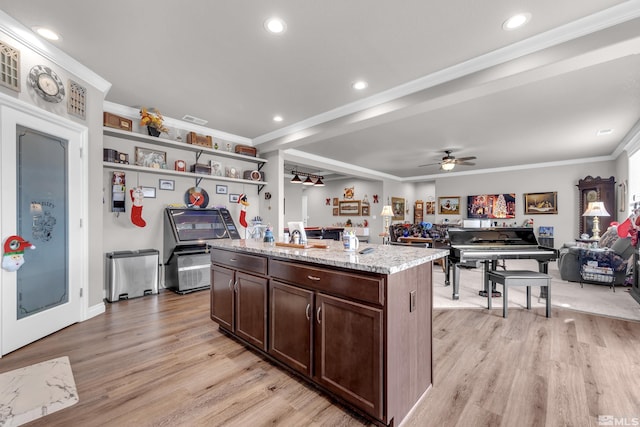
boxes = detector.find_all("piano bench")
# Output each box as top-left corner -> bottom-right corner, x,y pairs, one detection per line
487,270 -> 552,318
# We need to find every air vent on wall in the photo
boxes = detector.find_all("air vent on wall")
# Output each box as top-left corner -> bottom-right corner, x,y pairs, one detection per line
182,114 -> 208,125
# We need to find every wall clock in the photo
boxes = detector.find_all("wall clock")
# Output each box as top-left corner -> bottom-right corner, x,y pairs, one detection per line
185,186 -> 209,208
27,65 -> 65,103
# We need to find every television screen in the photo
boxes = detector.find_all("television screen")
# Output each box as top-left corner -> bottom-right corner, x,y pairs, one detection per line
467,194 -> 516,219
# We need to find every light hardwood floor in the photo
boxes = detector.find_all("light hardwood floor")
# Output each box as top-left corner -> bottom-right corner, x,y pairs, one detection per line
2,289 -> 639,427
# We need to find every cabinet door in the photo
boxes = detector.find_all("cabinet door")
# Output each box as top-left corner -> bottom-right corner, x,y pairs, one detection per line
235,271 -> 268,351
314,293 -> 383,420
210,264 -> 234,331
269,280 -> 313,376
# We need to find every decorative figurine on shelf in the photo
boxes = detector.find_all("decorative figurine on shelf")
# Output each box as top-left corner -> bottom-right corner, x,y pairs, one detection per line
130,186 -> 146,227
238,193 -> 249,228
2,235 -> 35,272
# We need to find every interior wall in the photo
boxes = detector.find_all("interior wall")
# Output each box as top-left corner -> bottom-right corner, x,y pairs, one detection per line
434,160 -> 618,247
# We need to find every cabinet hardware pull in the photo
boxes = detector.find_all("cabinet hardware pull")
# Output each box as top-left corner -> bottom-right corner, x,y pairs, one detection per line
229,258 -> 237,262
307,275 -> 321,281
305,303 -> 311,320
228,279 -> 233,290
316,306 -> 322,324
233,280 -> 238,292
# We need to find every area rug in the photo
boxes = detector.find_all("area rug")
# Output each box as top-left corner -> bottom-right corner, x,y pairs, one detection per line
0,356 -> 78,426
432,259 -> 640,322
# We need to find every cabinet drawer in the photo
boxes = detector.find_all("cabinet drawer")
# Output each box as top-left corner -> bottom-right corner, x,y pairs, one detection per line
211,248 -> 267,276
270,260 -> 384,306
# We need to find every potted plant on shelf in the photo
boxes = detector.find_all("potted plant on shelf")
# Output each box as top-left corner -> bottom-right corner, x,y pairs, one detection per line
139,107 -> 169,137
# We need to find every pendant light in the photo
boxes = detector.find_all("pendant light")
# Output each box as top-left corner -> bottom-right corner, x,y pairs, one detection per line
290,174 -> 302,184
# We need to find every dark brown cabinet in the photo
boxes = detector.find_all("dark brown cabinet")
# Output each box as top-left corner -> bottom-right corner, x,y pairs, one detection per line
314,293 -> 383,419
577,176 -> 615,237
210,249 -> 268,351
269,280 -> 313,375
210,246 -> 433,426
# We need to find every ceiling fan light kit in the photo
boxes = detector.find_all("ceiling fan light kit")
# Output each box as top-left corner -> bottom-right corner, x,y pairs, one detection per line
419,149 -> 477,171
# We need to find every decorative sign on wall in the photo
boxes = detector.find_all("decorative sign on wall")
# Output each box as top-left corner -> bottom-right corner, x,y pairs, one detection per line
0,41 -> 20,92
68,80 -> 87,120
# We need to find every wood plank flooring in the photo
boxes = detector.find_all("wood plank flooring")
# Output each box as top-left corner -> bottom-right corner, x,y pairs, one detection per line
1,290 -> 638,427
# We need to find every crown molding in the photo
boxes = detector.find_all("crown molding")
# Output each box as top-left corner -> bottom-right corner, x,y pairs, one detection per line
0,10 -> 111,94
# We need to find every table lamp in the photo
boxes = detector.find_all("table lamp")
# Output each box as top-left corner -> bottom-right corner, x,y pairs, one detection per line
380,205 -> 394,245
582,201 -> 611,240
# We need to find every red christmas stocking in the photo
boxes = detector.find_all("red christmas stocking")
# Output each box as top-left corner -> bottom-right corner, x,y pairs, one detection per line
130,188 -> 146,227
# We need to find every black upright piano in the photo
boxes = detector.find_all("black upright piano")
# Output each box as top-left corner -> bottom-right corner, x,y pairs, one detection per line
447,227 -> 558,300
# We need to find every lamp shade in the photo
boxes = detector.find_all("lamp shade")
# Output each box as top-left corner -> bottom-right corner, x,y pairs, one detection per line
314,177 -> 324,186
441,162 -> 455,171
582,201 -> 611,217
290,174 -> 302,184
302,176 -> 314,185
380,205 -> 394,217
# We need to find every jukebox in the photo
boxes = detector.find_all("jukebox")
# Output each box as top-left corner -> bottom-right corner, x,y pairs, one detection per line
163,207 -> 240,293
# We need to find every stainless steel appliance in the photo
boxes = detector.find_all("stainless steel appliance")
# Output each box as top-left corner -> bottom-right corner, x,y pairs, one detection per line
163,207 -> 240,293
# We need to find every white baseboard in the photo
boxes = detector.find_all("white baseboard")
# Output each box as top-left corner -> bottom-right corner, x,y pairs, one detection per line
85,302 -> 105,320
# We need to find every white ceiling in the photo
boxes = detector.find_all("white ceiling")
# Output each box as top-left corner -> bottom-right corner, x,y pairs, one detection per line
1,0 -> 639,180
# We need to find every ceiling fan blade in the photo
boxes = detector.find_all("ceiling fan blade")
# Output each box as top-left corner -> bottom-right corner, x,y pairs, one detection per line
417,162 -> 441,167
456,161 -> 476,166
453,156 -> 477,162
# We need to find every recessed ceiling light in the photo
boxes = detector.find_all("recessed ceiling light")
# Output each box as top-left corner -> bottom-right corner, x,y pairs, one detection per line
32,26 -> 60,41
502,13 -> 531,31
273,115 -> 283,122
597,128 -> 614,136
352,80 -> 368,90
264,18 -> 286,34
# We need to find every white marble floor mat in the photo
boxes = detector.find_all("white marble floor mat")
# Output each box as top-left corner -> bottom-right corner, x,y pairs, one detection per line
433,259 -> 640,321
0,356 -> 78,426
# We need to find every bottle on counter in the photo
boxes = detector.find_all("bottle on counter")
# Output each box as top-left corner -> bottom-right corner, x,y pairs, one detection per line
263,228 -> 275,246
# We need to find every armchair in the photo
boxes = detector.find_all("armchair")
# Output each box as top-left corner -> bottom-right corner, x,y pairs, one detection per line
557,235 -> 634,289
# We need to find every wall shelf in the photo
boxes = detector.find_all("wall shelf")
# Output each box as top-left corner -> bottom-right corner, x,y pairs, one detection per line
103,127 -> 268,191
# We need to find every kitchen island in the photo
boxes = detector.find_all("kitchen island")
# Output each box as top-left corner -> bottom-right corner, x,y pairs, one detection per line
208,239 -> 447,427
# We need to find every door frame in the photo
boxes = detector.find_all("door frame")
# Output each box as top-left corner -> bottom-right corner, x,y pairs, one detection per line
0,92 -> 89,356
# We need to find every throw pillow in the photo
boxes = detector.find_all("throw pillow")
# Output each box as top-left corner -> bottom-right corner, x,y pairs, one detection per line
599,226 -> 618,249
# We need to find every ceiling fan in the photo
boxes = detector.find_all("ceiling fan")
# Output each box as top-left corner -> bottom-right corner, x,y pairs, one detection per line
418,150 -> 477,171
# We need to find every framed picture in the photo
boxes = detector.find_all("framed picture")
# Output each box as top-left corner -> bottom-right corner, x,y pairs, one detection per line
140,186 -> 156,198
332,197 -> 339,206
210,160 -> 224,176
229,194 -> 240,203
524,192 -> 558,214
391,197 -> 405,221
332,207 -> 339,216
361,205 -> 370,216
425,201 -> 435,215
134,147 -> 166,169
216,184 -> 228,194
158,179 -> 174,191
467,194 -> 515,218
339,200 -> 361,216
438,196 -> 460,215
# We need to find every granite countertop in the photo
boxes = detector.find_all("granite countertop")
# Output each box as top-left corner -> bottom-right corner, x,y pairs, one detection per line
208,239 -> 447,275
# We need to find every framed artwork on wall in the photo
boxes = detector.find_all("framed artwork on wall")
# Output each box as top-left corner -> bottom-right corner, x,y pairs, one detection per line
361,205 -> 370,216
467,194 -> 515,218
524,192 -> 557,214
391,197 -> 405,221
339,200 -> 361,216
438,196 -> 460,215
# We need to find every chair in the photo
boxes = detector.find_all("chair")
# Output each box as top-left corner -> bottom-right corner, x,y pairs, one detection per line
557,234 -> 633,291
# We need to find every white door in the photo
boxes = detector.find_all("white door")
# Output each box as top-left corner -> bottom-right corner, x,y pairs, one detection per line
1,105 -> 84,355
